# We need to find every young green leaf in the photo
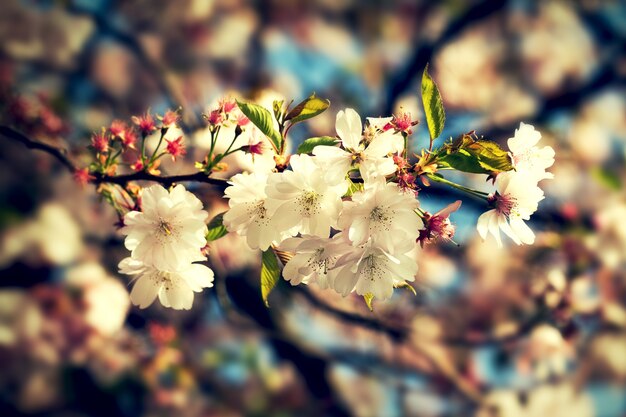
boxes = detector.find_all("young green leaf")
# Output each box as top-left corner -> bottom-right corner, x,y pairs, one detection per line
236,100 -> 283,152
436,134 -> 513,175
421,64 -> 446,141
261,248 -> 281,307
344,178 -> 364,197
285,94 -> 330,125
206,212 -> 228,242
296,136 -> 338,154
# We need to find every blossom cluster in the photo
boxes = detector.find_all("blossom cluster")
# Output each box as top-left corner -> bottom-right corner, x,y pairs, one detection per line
224,109 -> 431,301
102,84 -> 554,310
118,184 -> 214,310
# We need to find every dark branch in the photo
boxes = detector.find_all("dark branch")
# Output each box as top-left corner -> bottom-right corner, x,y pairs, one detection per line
383,0 -> 507,114
0,125 -> 77,172
293,286 -> 408,342
0,125 -> 228,188
92,171 -> 228,187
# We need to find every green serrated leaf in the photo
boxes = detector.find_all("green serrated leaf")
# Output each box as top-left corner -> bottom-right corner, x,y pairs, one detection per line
285,94 -> 330,125
296,136 -> 338,154
236,100 -> 282,152
436,134 -> 513,175
363,293 -> 374,312
344,178 -> 364,197
206,212 -> 228,242
261,248 -> 281,307
421,64 -> 446,141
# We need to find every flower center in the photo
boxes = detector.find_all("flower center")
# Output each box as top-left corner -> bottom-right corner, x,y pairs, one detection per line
495,193 -> 517,217
351,152 -> 364,164
156,219 -> 177,239
251,200 -> 270,226
370,206 -> 393,231
297,190 -> 321,217
361,254 -> 384,282
307,248 -> 329,275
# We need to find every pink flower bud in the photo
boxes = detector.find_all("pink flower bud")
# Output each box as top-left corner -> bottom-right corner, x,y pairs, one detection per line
132,112 -> 156,135
91,131 -> 109,153
160,110 -> 180,128
73,167 -> 94,187
131,159 -> 144,171
390,111 -> 418,134
206,109 -> 223,126
165,136 -> 186,160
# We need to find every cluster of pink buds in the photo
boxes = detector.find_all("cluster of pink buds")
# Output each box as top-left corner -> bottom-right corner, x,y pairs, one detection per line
393,155 -> 418,195
74,109 -> 182,185
205,96 -> 249,130
132,111 -> 157,136
109,120 -> 138,149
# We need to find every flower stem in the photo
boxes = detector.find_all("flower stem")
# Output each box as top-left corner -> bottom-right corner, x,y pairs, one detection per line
425,173 -> 489,200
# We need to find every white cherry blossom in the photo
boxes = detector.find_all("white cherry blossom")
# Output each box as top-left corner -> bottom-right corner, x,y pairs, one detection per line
312,108 -> 400,183
119,257 -> 214,310
120,184 -> 209,271
265,154 -> 347,238
477,171 -> 545,246
508,122 -> 555,181
223,172 -> 288,251
279,235 -> 339,288
338,180 -> 422,252
331,240 -> 418,300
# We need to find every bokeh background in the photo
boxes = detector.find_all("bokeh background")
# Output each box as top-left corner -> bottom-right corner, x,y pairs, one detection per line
1,1 -> 626,416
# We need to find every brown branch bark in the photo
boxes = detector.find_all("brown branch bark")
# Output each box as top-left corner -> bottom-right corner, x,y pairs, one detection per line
0,125 -> 227,188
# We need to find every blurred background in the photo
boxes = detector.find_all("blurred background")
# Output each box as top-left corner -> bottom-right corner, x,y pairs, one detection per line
1,0 -> 626,416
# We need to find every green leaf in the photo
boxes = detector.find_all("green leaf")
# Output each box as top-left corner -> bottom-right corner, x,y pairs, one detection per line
272,100 -> 285,123
206,212 -> 228,242
421,64 -> 446,141
236,100 -> 282,152
344,178 -> 364,197
363,293 -> 374,312
285,94 -> 330,125
436,134 -> 513,175
296,136 -> 338,154
261,248 -> 281,307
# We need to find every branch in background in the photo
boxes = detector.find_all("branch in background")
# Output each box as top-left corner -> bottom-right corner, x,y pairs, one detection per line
0,125 -> 227,187
383,0 -> 507,114
0,125 -> 76,172
293,286 -> 408,342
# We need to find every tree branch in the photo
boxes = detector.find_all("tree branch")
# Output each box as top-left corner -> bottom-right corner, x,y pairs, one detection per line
0,125 -> 228,188
293,286 -> 408,342
0,125 -> 77,172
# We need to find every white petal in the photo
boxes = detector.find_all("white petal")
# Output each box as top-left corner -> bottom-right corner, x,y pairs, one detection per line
509,217 -> 535,245
476,210 -> 494,240
336,108 -> 362,150
158,278 -> 194,310
129,274 -> 160,309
